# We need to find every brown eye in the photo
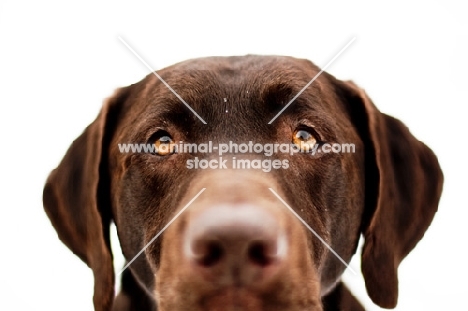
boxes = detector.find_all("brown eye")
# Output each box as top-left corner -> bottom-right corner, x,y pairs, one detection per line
292,129 -> 318,152
150,131 -> 176,156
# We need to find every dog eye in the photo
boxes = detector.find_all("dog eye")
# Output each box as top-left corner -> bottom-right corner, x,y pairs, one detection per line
292,129 -> 318,152
149,131 -> 176,156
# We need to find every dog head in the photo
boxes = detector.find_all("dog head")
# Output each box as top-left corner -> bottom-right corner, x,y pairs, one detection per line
43,55 -> 443,310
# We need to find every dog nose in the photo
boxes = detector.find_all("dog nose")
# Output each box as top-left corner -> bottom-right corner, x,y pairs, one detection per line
184,204 -> 287,284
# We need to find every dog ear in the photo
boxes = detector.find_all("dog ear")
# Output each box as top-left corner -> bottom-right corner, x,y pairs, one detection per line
338,81 -> 443,308
43,86 -> 132,311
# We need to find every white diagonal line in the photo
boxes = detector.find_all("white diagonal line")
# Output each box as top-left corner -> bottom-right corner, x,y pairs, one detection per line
268,188 -> 357,275
118,36 -> 207,124
268,37 -> 356,124
118,188 -> 206,275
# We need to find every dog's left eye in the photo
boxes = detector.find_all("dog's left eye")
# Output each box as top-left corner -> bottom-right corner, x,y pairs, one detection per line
292,129 -> 318,151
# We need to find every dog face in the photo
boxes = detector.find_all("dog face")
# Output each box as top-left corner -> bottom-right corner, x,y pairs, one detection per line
43,55 -> 443,311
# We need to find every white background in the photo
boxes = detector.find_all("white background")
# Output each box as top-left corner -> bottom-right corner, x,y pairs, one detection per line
0,1 -> 467,310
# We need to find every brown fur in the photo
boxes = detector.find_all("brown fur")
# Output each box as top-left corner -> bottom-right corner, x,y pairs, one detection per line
43,55 -> 443,310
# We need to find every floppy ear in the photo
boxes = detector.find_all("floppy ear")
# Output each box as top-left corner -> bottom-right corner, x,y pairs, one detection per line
43,86 -> 131,311
338,81 -> 444,309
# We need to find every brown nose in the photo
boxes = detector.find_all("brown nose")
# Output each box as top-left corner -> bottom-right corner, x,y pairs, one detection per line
184,204 -> 287,285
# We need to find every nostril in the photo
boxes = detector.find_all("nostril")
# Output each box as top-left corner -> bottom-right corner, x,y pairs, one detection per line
248,241 -> 275,267
197,240 -> 224,267
186,205 -> 287,273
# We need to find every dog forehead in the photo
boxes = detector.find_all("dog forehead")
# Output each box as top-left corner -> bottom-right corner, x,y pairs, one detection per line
118,55 -> 332,140
155,55 -> 319,88
141,55 -> 323,108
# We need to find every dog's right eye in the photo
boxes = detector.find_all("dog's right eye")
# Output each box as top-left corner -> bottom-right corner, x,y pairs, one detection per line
148,130 -> 176,156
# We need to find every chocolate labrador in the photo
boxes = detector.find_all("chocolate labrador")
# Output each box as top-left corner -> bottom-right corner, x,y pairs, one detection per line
43,55 -> 443,311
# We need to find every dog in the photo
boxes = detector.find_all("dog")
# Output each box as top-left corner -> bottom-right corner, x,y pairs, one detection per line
43,55 -> 443,311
